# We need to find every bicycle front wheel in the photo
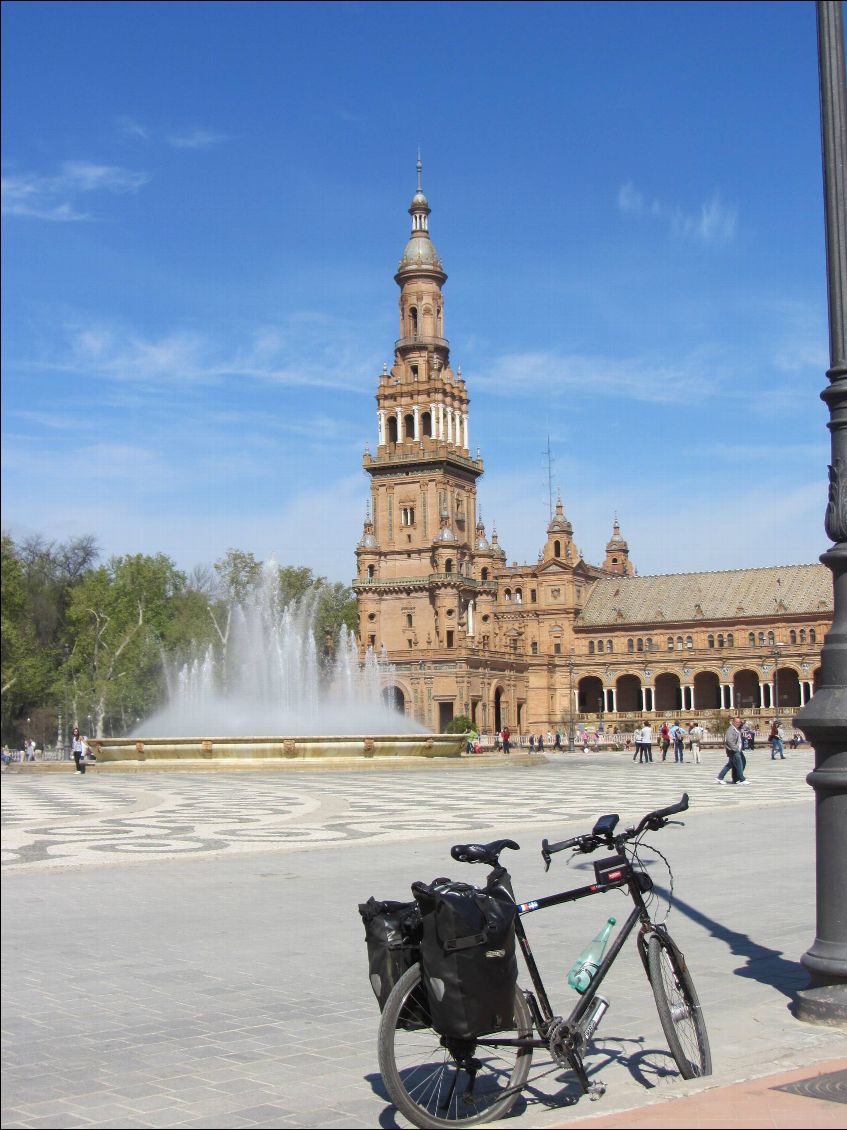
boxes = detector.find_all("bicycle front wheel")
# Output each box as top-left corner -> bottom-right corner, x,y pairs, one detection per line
647,933 -> 712,1079
377,963 -> 533,1129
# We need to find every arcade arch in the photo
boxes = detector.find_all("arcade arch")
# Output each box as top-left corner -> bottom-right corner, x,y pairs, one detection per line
655,672 -> 682,713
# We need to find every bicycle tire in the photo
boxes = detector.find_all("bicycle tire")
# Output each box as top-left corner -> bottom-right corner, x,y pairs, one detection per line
647,932 -> 712,1079
377,962 -> 533,1129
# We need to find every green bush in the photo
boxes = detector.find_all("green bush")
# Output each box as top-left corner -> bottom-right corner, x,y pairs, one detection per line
446,714 -> 473,734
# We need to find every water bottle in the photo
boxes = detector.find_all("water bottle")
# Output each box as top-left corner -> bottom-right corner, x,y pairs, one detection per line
567,916 -> 616,993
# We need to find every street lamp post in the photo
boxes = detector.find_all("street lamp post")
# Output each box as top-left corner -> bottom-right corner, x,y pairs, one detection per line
771,642 -> 785,714
567,653 -> 576,752
794,0 -> 847,1025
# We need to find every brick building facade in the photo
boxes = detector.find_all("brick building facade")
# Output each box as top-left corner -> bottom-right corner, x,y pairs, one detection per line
353,167 -> 832,734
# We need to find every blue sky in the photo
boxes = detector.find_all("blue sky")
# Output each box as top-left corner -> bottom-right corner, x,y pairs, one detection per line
1,0 -> 833,584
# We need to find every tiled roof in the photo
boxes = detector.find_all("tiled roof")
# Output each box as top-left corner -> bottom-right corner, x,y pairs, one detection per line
578,564 -> 832,627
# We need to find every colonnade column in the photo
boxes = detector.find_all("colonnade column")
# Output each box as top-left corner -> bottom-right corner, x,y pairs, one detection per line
377,410 -> 386,445
463,413 -> 469,451
413,405 -> 420,440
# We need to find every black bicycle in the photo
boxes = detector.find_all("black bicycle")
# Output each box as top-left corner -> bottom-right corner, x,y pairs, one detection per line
378,793 -> 711,1128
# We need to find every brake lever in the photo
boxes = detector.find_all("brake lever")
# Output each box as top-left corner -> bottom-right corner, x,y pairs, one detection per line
541,841 -> 552,872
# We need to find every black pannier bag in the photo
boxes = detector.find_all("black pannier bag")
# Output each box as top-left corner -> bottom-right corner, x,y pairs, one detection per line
358,897 -> 422,1011
412,868 -> 518,1040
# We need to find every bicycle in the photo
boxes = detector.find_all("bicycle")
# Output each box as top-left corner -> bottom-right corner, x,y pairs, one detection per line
377,792 -> 711,1128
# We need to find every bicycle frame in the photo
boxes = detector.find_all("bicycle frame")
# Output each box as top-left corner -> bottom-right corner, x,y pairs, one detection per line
477,859 -> 658,1095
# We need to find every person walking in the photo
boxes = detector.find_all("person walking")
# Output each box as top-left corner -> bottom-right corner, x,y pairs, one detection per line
770,720 -> 786,759
501,726 -> 511,755
660,722 -> 671,761
71,726 -> 86,775
689,722 -> 704,765
640,721 -> 653,763
672,722 -> 686,763
537,733 -> 544,753
716,715 -> 748,785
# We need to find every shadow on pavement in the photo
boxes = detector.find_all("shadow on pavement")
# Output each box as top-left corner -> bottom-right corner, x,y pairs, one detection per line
653,885 -> 807,999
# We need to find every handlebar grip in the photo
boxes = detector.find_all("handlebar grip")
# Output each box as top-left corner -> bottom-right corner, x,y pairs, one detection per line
653,793 -> 689,819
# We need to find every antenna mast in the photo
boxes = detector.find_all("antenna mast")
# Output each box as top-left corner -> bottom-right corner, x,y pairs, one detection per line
546,436 -> 555,519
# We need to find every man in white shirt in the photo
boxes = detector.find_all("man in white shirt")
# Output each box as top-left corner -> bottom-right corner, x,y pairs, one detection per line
640,722 -> 653,763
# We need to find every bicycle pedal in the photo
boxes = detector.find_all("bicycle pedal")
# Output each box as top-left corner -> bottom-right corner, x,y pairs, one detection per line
588,1082 -> 607,1101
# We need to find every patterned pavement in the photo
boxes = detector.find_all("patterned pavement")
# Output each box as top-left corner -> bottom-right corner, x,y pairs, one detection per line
1,749 -> 811,872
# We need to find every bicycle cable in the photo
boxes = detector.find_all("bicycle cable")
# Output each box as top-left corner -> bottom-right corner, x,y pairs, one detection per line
628,836 -> 674,924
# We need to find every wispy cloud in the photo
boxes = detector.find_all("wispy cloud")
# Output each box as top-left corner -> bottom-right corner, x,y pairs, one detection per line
473,348 -> 726,404
116,115 -> 150,140
618,181 -> 738,245
22,319 -> 380,394
167,129 -> 229,150
1,160 -> 151,221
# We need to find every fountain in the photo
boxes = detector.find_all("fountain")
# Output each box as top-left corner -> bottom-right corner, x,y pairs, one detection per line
91,567 -> 461,766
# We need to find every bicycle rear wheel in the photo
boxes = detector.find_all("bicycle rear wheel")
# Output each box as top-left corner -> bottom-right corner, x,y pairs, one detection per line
647,932 -> 711,1079
377,962 -> 533,1129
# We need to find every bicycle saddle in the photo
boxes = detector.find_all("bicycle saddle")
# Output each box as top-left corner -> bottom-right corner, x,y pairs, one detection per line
451,838 -> 520,865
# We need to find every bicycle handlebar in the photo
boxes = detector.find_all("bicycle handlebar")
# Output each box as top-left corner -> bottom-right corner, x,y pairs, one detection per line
541,793 -> 689,871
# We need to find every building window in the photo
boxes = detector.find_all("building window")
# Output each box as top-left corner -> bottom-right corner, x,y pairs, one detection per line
646,637 -> 653,651
445,559 -> 453,574
504,588 -> 512,602
368,634 -> 376,648
627,638 -> 634,652
366,564 -> 375,579
589,641 -> 595,655
510,638 -> 518,652
708,634 -> 715,648
800,628 -> 807,643
482,634 -> 490,649
727,633 -> 734,647
446,630 -> 454,648
554,642 -> 562,655
481,567 -> 489,581
411,365 -> 419,381
598,640 -> 604,654
515,588 -> 522,604
407,639 -> 413,648
531,641 -> 538,655
810,628 -> 817,643
405,613 -> 413,628
667,636 -> 674,651
554,540 -> 561,557
768,631 -> 775,645
531,589 -> 537,603
607,639 -> 613,653
759,632 -> 766,646
677,635 -> 684,650
686,635 -> 693,649
749,632 -> 756,646
401,507 -> 415,526
637,637 -> 644,652
789,629 -> 797,644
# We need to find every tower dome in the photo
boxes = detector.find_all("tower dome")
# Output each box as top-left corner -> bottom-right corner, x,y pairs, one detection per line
395,154 -> 446,283
547,495 -> 573,536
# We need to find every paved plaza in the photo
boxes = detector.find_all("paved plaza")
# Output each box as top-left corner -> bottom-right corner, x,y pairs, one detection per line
2,748 -> 846,1128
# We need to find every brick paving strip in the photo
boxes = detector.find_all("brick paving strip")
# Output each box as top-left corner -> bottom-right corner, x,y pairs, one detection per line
552,1057 -> 847,1129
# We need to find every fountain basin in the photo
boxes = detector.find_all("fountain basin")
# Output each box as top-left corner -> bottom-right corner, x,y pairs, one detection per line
90,733 -> 463,764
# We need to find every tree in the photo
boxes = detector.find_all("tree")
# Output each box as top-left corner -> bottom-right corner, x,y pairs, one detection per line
1,533 -> 99,745
67,553 -> 186,737
446,715 -> 473,734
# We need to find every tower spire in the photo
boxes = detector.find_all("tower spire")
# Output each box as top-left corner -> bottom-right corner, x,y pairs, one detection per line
417,148 -> 422,193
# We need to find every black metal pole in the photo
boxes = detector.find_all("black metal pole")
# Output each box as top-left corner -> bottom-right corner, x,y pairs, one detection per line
794,0 -> 847,1026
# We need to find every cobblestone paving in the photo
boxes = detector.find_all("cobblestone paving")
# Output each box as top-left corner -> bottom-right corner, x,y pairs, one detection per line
5,749 -> 843,1130
1,750 -> 811,872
